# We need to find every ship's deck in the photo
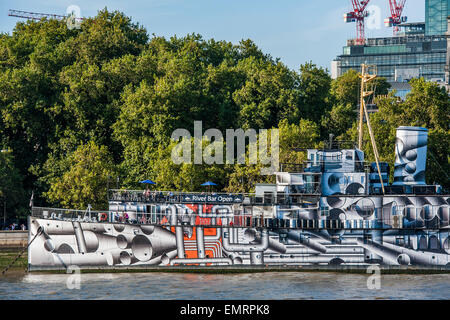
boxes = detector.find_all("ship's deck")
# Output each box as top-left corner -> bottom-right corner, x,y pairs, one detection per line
107,190 -> 321,205
30,206 -> 437,230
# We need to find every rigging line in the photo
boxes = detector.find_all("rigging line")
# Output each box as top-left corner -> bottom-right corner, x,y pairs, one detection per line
2,226 -> 43,275
370,81 -> 378,105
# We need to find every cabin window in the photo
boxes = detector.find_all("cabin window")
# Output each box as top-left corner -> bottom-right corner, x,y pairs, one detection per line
329,175 -> 339,185
320,206 -> 329,217
395,236 -> 405,246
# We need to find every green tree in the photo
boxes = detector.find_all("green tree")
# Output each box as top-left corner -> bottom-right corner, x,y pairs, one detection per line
342,79 -> 450,188
3,7 -> 448,216
0,150 -> 26,222
330,69 -> 391,108
320,103 -> 357,138
278,118 -> 322,166
234,57 -> 300,129
113,35 -> 301,186
0,9 -> 149,214
427,128 -> 450,188
225,163 -> 273,194
330,69 -> 360,107
43,141 -> 117,210
397,78 -> 449,130
224,129 -> 277,194
294,62 -> 331,124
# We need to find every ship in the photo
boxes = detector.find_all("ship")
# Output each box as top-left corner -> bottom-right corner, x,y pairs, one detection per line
27,125 -> 450,270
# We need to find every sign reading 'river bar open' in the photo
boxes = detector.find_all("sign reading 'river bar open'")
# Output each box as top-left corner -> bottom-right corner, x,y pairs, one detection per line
181,194 -> 243,204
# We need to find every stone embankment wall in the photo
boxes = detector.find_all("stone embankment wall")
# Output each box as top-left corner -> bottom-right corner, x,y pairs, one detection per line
0,231 -> 27,247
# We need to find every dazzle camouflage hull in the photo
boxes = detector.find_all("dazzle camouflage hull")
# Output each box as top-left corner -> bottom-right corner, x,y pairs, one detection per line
28,127 -> 450,269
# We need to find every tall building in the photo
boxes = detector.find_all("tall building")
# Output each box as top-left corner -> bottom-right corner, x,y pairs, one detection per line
444,16 -> 450,89
425,0 -> 450,36
333,0 -> 450,99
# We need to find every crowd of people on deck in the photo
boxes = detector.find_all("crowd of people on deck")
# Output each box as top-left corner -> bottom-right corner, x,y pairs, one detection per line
2,223 -> 26,230
112,190 -> 170,202
110,212 -> 154,225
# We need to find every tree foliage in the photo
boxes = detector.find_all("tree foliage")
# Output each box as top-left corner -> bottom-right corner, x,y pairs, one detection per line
330,69 -> 391,108
0,150 -> 25,220
343,79 -> 450,188
43,141 -> 117,210
0,9 -> 448,217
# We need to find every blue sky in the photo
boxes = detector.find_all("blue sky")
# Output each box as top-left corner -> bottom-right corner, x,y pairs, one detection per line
0,0 -> 426,71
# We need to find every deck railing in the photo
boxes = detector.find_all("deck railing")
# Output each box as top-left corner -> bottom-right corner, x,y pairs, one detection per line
107,189 -> 321,205
30,206 -> 443,230
108,189 -> 247,204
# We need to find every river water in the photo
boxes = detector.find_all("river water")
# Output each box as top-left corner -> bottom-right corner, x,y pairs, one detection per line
0,271 -> 449,300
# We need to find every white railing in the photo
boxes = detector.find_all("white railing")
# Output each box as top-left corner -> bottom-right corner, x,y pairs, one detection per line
31,207 -> 440,230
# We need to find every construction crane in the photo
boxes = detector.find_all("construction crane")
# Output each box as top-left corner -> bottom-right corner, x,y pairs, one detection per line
8,9 -> 84,22
344,1 -> 371,45
384,0 -> 407,35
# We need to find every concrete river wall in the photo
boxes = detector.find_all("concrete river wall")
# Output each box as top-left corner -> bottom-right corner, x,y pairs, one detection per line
0,231 -> 28,247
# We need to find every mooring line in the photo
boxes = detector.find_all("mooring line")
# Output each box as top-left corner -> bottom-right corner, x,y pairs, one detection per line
1,226 -> 43,276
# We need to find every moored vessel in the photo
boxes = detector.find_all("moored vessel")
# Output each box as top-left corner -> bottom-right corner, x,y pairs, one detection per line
27,126 -> 450,270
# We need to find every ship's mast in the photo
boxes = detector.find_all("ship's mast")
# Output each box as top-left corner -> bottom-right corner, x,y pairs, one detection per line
358,64 -> 385,194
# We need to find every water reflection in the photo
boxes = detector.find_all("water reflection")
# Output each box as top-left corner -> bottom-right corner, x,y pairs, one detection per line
0,272 -> 448,300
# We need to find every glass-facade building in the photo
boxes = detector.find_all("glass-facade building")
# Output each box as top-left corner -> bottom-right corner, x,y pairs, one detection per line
332,0 -> 450,95
334,27 -> 447,82
425,0 -> 450,36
